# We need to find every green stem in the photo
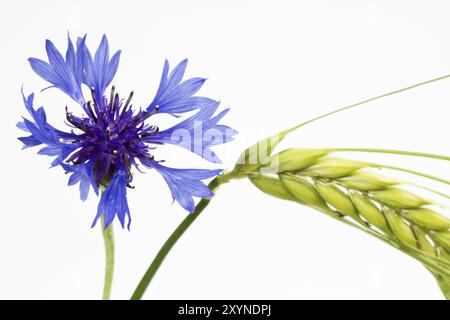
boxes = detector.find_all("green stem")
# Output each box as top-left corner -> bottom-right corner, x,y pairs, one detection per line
433,273 -> 450,300
131,176 -> 228,300
101,215 -> 114,300
328,148 -> 450,162
286,73 -> 450,134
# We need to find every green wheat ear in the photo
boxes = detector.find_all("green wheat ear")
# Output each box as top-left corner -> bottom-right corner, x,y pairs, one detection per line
247,149 -> 450,298
229,75 -> 450,299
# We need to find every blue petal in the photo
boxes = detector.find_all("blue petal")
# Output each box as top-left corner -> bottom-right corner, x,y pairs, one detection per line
46,40 -> 70,79
18,88 -> 76,166
169,59 -> 188,85
62,160 -> 98,201
161,77 -> 206,104
156,96 -> 216,114
145,101 -> 237,163
29,36 -> 85,104
16,121 -> 29,132
68,172 -> 82,185
75,36 -> 86,87
95,36 -> 109,65
94,35 -> 109,93
92,170 -> 130,229
38,145 -> 62,156
18,135 -> 41,148
104,50 -> 121,89
82,45 -> 95,90
150,59 -> 169,106
79,176 -> 90,202
83,35 -> 121,101
145,160 -> 221,213
147,59 -> 209,116
28,58 -> 61,87
65,35 -> 76,73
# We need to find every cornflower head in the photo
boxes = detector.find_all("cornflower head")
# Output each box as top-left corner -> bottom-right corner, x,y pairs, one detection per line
18,35 -> 236,229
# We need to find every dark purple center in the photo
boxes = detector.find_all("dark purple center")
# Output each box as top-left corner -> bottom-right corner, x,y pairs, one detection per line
65,87 -> 159,186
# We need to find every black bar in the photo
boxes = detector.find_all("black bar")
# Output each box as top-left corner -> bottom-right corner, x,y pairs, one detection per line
0,299 -> 444,318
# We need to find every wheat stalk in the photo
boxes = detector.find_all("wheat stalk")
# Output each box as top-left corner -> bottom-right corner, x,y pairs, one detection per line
246,148 -> 450,298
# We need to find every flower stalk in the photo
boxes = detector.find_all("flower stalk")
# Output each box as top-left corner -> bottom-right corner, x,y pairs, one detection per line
131,173 -> 233,300
101,215 -> 114,300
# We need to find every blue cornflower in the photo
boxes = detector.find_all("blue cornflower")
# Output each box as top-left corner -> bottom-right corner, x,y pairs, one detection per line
18,35 -> 236,229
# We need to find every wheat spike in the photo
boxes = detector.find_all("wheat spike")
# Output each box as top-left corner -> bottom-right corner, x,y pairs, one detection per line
248,148 -> 450,298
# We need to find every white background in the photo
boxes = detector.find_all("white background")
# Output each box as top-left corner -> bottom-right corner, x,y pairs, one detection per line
1,0 -> 450,299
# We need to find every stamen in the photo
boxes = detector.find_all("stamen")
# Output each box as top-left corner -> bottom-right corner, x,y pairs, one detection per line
122,111 -> 149,134
123,91 -> 134,112
140,127 -> 159,138
71,158 -> 82,165
120,91 -> 134,118
90,87 -> 98,107
65,106 -> 82,130
112,93 -> 119,115
62,87 -> 159,179
109,85 -> 116,110
148,105 -> 160,116
89,87 -> 107,124
65,107 -> 74,123
86,101 -> 98,123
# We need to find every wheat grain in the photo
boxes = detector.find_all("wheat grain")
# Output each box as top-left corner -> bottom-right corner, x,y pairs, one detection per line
248,148 -> 450,298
